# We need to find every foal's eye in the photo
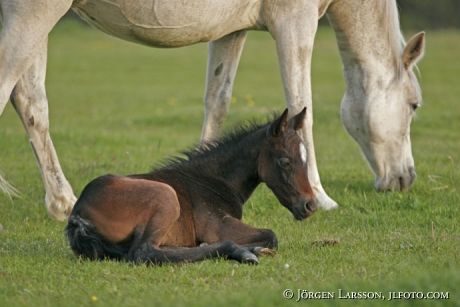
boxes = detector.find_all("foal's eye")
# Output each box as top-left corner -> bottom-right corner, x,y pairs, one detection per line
278,158 -> 291,169
411,103 -> 420,111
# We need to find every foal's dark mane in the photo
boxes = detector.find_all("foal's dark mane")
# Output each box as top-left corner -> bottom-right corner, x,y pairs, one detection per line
150,114 -> 277,172
141,115 -> 280,216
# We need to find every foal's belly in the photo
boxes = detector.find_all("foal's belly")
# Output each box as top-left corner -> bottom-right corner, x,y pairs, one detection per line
72,0 -> 262,47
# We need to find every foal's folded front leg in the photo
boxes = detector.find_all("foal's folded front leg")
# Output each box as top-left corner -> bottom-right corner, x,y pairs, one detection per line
199,214 -> 279,258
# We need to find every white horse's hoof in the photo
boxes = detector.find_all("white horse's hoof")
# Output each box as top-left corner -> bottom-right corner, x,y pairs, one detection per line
46,192 -> 77,221
316,192 -> 339,210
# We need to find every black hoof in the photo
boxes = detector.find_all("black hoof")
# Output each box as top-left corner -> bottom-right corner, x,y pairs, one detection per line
252,247 -> 276,257
241,251 -> 259,265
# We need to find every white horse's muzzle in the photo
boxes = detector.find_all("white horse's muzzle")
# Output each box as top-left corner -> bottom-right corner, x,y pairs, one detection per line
374,167 -> 417,192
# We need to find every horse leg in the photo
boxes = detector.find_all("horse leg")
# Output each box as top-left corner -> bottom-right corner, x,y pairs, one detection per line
122,184 -> 258,265
9,38 -> 76,221
131,240 -> 260,265
0,1 -> 74,219
265,3 -> 338,210
198,214 -> 278,258
200,31 -> 248,142
0,0 -> 71,113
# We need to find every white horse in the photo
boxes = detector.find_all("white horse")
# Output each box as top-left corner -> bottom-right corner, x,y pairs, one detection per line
0,0 -> 424,221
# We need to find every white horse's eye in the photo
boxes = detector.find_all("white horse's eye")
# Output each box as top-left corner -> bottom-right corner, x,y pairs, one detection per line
411,103 -> 420,111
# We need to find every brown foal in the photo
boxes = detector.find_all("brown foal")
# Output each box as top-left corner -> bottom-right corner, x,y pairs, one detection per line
66,108 -> 317,265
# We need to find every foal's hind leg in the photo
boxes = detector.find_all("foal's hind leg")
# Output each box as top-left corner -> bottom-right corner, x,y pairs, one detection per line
200,31 -> 247,142
132,240 -> 259,265
9,38 -> 76,221
126,184 -> 259,265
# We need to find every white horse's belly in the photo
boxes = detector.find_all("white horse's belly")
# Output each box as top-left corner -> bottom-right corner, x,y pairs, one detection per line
72,0 -> 261,47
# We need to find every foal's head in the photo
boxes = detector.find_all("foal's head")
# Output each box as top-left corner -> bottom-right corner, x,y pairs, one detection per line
259,108 -> 317,220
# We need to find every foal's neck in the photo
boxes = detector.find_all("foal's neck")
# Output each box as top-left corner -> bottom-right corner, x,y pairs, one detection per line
200,128 -> 265,204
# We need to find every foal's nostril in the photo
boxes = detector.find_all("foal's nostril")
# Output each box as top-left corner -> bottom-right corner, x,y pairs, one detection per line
306,200 -> 317,213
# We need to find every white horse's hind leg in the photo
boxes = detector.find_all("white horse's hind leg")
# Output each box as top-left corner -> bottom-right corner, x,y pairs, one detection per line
10,38 -> 77,221
267,4 -> 338,210
200,31 -> 248,142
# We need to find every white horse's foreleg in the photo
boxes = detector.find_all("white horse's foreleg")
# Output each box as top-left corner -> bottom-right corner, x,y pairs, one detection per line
10,38 -> 77,221
268,5 -> 338,210
0,28 -> 35,114
0,0 -> 72,114
200,31 -> 248,142
0,0 -> 74,219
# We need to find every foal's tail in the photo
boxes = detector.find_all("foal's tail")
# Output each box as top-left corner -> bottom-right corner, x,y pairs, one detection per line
65,215 -> 129,261
0,172 -> 19,201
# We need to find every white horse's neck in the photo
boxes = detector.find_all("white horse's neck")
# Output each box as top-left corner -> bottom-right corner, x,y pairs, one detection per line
327,0 -> 404,89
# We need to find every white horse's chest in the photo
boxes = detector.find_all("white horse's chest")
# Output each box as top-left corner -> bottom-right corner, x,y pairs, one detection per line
72,0 -> 261,47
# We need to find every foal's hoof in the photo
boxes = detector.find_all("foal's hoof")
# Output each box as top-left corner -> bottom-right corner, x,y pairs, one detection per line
252,247 -> 276,257
241,252 -> 259,265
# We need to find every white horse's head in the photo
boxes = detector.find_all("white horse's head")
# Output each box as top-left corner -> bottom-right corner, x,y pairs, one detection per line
340,32 -> 425,192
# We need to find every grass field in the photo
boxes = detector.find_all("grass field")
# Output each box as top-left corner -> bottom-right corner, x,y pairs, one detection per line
0,20 -> 459,306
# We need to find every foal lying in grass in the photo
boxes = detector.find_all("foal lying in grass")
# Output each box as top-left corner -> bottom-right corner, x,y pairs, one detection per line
66,108 -> 316,265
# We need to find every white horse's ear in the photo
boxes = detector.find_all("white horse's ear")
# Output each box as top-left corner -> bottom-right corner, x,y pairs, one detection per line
403,32 -> 425,70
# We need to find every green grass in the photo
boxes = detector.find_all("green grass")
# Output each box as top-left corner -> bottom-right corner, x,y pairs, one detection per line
1,21 -> 459,306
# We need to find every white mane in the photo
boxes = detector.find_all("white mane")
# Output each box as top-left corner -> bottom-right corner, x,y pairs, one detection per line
382,0 -> 407,80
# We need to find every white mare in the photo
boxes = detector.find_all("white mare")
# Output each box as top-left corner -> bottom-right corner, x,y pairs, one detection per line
0,0 -> 425,221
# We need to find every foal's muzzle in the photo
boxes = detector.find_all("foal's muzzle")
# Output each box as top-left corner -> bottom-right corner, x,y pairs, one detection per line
293,199 -> 317,221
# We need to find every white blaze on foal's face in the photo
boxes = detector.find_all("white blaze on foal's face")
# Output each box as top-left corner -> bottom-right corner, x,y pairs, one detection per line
299,142 -> 307,166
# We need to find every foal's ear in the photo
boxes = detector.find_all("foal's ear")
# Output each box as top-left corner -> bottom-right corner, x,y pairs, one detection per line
289,107 -> 307,131
268,108 -> 289,137
403,32 -> 425,70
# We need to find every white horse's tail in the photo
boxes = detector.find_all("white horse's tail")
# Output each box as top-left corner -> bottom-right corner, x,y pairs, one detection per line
0,172 -> 19,201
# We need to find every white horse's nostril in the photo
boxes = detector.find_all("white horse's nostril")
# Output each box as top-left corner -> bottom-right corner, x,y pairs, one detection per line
375,169 -> 416,192
409,167 -> 417,181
